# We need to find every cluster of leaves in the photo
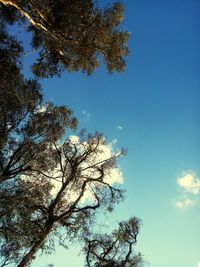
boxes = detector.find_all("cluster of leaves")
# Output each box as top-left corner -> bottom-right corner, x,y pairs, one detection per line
0,1 -> 143,267
0,0 -> 129,77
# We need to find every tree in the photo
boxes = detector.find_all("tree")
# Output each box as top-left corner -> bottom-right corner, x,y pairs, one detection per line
0,0 -> 129,77
84,217 -> 143,267
0,23 -> 76,266
14,133 -> 126,266
0,1 -> 143,267
1,123 -> 142,266
0,40 -> 142,265
0,26 -> 76,190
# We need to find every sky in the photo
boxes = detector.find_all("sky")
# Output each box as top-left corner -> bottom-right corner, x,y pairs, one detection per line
19,0 -> 200,266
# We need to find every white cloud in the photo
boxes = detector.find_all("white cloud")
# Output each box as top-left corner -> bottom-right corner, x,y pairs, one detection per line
175,197 -> 195,209
35,104 -> 47,113
177,171 -> 200,195
117,125 -> 123,130
69,135 -> 80,144
84,138 -> 123,185
175,170 -> 200,209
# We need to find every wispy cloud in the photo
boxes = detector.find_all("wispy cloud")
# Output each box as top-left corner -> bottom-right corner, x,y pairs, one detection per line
117,125 -> 123,130
175,197 -> 195,209
82,110 -> 90,122
111,138 -> 118,145
177,171 -> 200,195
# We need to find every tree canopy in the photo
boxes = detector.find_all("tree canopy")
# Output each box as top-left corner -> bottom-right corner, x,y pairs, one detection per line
0,1 -> 143,267
0,0 -> 129,77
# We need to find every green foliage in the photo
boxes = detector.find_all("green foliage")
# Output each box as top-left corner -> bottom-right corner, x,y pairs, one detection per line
0,0 -> 129,77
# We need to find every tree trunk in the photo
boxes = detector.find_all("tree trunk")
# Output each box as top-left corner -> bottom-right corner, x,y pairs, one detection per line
17,224 -> 52,267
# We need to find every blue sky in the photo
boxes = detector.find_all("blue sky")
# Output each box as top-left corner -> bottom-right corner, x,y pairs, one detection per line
22,0 -> 200,266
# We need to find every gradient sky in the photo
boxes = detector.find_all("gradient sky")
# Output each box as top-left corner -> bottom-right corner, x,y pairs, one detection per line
23,1 -> 200,266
